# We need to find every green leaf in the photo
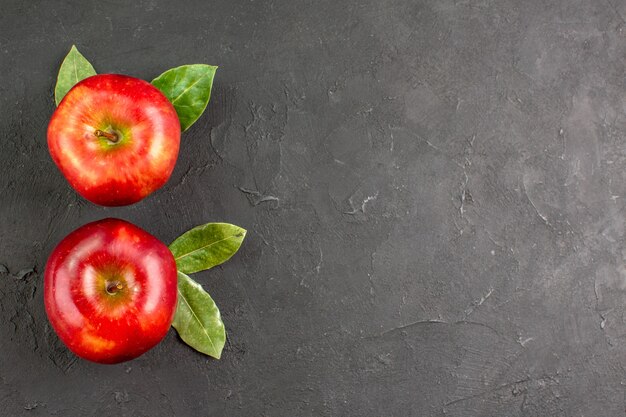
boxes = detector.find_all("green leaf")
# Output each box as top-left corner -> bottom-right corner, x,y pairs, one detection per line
169,223 -> 246,274
151,64 -> 217,131
54,45 -> 96,106
173,272 -> 226,359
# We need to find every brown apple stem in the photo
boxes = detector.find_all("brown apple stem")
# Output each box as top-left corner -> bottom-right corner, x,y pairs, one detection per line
106,282 -> 124,294
95,129 -> 119,143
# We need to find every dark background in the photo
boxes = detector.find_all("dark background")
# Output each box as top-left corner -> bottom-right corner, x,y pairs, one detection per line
1,0 -> 625,415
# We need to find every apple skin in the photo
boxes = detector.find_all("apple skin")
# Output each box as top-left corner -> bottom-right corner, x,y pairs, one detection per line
44,218 -> 178,364
47,74 -> 181,206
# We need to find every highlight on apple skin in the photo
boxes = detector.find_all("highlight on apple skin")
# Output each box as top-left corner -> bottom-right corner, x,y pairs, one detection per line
44,218 -> 178,364
47,74 -> 181,206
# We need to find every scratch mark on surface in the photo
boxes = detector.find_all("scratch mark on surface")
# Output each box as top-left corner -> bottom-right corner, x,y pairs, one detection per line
593,275 -> 600,307
462,287 -> 494,319
521,177 -> 555,231
344,192 -> 379,215
361,193 -> 379,213
467,134 -> 476,148
366,318 -> 507,341
592,274 -> 610,330
518,336 -> 534,347
443,373 -> 560,408
484,228 -> 506,251
23,402 -> 40,410
375,319 -> 448,337
458,136 -> 474,217
399,128 -> 464,169
425,138 -> 442,153
444,374 -> 560,408
209,128 -> 224,161
528,197 -> 551,227
558,127 -> 566,160
315,243 -> 323,274
238,187 -> 280,207
459,171 -> 470,217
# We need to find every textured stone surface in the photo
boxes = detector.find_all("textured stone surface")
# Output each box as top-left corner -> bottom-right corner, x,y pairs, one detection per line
1,0 -> 626,415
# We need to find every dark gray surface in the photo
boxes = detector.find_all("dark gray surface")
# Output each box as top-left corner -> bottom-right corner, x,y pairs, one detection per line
1,0 -> 625,415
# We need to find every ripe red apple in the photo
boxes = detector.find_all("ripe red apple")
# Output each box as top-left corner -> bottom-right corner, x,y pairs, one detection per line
44,218 -> 178,364
47,74 -> 181,206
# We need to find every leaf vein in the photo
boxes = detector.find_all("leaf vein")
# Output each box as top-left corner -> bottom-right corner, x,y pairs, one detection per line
171,75 -> 208,104
178,288 -> 217,352
174,235 -> 240,262
73,55 -> 78,83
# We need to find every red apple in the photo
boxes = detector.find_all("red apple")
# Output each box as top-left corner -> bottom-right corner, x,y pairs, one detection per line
44,218 -> 178,364
47,74 -> 181,206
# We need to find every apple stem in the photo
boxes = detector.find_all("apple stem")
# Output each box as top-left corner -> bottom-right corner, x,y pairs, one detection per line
95,129 -> 120,143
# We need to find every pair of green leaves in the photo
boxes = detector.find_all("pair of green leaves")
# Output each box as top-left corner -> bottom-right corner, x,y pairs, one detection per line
54,46 -> 243,360
55,45 -> 217,131
169,224 -> 246,359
